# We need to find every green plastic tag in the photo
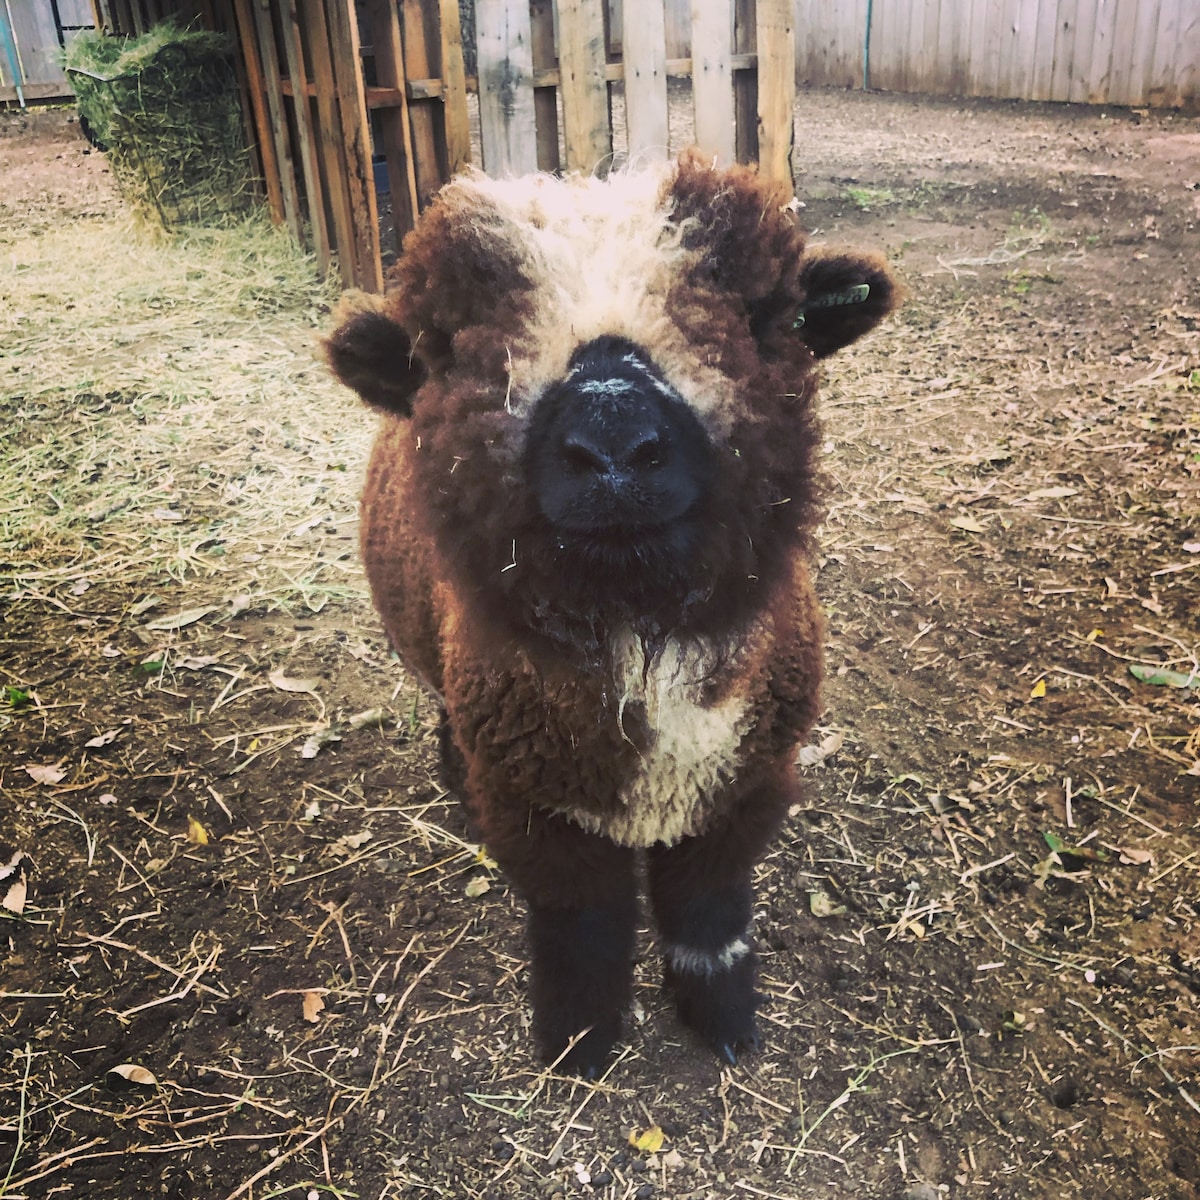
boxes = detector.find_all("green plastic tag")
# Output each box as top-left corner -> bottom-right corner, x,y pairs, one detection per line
793,282 -> 870,329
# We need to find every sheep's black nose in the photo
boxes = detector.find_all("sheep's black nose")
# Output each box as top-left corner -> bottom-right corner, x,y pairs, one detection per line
561,425 -> 665,480
523,337 -> 714,535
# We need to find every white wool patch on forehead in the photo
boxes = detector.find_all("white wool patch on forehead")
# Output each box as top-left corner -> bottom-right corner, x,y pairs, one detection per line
444,168 -> 737,432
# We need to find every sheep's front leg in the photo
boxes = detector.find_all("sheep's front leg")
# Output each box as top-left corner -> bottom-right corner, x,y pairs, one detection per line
648,802 -> 785,1064
527,889 -> 637,1077
477,802 -> 637,1077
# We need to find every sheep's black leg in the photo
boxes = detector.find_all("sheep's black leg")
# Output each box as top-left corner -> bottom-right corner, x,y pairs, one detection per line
647,796 -> 788,1064
473,801 -> 638,1077
527,892 -> 638,1077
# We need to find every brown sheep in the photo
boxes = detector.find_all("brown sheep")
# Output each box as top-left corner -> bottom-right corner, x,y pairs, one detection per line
327,152 -> 899,1076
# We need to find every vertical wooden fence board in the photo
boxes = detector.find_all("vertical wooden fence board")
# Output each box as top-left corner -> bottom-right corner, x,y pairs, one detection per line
868,0 -> 893,89
324,0 -> 381,290
794,0 -> 864,91
622,0 -> 669,163
1108,0 -> 1147,105
984,0 -> 1007,95
906,0 -> 926,93
894,0 -> 919,91
916,0 -> 944,94
664,0 -> 689,59
476,0 -> 538,176
557,0 -> 612,173
1049,0 -> 1078,99
1018,0 -> 1045,97
6,1 -> 68,85
940,0 -> 963,93
280,0 -> 330,274
847,0 -> 866,89
300,0 -> 357,286
250,0 -> 302,241
1029,0 -> 1059,100
691,0 -> 734,164
231,0 -> 285,223
1084,0 -> 1119,102
994,0 -> 1016,97
1177,5 -> 1199,108
400,0 -> 449,206
756,0 -> 794,185
733,0 -> 756,165
793,0 -> 815,85
1149,0 -> 1179,105
959,0 -> 983,95
438,0 -> 472,173
998,0 -> 1039,99
529,0 -> 561,173
1066,0 -> 1097,100
871,0 -> 894,90
362,0 -> 420,246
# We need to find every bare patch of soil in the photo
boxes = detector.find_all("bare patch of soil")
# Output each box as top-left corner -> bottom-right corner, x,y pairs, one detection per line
2,90 -> 1198,1200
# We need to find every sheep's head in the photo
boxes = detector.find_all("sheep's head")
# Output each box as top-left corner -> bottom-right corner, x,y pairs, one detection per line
328,153 -> 899,656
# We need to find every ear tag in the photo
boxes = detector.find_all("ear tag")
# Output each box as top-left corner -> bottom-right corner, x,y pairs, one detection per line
793,282 -> 871,329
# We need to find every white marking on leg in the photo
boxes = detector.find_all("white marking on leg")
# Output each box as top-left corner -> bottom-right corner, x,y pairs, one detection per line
667,934 -> 752,977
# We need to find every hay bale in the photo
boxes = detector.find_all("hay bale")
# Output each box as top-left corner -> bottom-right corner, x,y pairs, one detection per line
65,24 -> 255,229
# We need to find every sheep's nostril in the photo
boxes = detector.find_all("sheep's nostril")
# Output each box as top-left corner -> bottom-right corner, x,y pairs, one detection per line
562,435 -> 613,475
626,434 -> 664,471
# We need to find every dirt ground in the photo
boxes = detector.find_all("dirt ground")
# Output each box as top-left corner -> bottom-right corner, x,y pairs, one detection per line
1,88 -> 1198,1200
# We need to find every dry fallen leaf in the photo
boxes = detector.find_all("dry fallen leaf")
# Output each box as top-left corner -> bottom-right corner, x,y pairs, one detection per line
797,730 -> 845,767
347,707 -> 386,731
108,1063 -> 158,1087
949,515 -> 987,534
302,991 -> 325,1023
809,891 -> 847,918
145,606 -> 218,631
1025,486 -> 1078,501
2,876 -> 27,916
330,831 -> 373,856
24,763 -> 66,785
269,669 -> 321,695
465,876 -> 491,899
84,728 -> 120,749
177,655 -> 221,671
1117,847 -> 1154,866
301,726 -> 341,758
629,1126 -> 665,1154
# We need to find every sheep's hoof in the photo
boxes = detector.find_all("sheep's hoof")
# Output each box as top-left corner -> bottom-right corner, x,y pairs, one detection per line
717,1028 -> 763,1067
666,959 -> 761,1065
538,1024 -> 618,1079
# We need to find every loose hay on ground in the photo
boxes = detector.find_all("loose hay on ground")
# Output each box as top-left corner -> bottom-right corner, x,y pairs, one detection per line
0,215 -> 363,614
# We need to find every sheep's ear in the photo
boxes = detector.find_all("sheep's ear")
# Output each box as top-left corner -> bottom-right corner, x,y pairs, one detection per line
793,249 -> 900,359
325,295 -> 425,417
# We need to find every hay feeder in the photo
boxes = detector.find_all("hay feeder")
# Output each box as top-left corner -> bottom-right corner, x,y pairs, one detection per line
65,24 -> 255,230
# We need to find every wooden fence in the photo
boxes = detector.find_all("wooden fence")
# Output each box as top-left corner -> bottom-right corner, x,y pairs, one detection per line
76,0 -> 1199,291
1,0 -> 95,102
787,0 -> 1197,108
92,0 -> 796,292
